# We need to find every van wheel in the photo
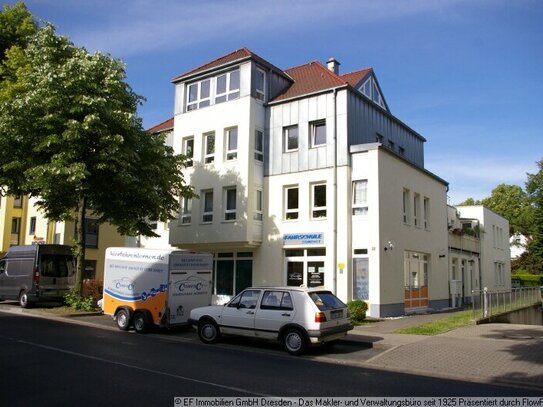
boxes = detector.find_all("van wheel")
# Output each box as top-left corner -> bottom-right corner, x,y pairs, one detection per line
283,328 -> 307,356
198,319 -> 220,344
133,312 -> 150,334
18,291 -> 32,309
116,309 -> 131,331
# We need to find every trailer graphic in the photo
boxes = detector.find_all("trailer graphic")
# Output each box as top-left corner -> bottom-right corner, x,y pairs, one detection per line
102,248 -> 213,333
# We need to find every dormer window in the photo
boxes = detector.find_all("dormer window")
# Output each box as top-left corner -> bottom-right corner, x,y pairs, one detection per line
186,69 -> 240,112
216,69 -> 240,104
359,76 -> 386,109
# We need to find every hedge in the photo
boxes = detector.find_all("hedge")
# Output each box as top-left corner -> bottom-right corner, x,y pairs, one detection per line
511,274 -> 543,287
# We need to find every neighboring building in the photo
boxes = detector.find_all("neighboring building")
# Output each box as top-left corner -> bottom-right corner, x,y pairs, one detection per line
453,206 -> 511,295
0,194 -> 29,252
166,48 -> 451,317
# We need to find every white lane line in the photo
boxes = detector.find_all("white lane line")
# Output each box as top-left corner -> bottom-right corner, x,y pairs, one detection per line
1,335 -> 272,397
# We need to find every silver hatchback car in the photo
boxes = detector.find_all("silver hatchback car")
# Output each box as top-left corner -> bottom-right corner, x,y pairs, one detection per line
189,286 -> 353,355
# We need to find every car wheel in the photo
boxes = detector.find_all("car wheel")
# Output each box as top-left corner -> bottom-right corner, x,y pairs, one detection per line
133,312 -> 150,334
283,328 -> 307,356
18,291 -> 32,309
116,309 -> 131,331
198,319 -> 220,344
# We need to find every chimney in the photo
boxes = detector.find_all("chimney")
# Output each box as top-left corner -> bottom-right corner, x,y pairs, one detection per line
327,57 -> 340,75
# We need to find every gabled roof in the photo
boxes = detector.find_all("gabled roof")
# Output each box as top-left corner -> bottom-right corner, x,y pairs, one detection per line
341,68 -> 372,88
172,47 -> 290,83
147,117 -> 173,133
271,61 -> 348,102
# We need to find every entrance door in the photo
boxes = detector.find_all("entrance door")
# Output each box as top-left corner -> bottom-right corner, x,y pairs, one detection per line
404,252 -> 429,311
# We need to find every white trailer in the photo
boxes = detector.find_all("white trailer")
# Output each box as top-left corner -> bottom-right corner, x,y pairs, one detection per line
102,247 -> 213,333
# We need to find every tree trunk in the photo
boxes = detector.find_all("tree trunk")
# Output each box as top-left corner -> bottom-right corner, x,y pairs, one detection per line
74,196 -> 86,294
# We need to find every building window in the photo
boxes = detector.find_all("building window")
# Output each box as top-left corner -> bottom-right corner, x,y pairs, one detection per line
352,180 -> 368,216
312,183 -> 327,219
149,221 -> 158,230
423,197 -> 430,229
224,187 -> 237,221
399,146 -> 405,156
187,78 -> 211,111
285,186 -> 299,220
225,127 -> 238,160
29,216 -> 37,235
204,132 -> 215,164
413,193 -> 421,227
214,252 -> 253,296
10,217 -> 21,246
84,218 -> 99,248
183,137 -> 194,167
254,189 -> 263,221
284,125 -> 298,152
202,190 -> 213,223
310,120 -> 326,147
285,248 -> 326,287
13,195 -> 22,208
180,197 -> 192,224
376,133 -> 384,143
216,69 -> 240,104
403,188 -> 411,224
255,68 -> 265,101
254,130 -> 263,161
388,139 -> 395,150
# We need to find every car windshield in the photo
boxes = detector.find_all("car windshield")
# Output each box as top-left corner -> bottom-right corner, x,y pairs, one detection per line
309,291 -> 346,311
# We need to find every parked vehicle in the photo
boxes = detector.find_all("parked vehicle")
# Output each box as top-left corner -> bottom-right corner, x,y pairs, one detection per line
0,244 -> 75,308
189,286 -> 353,355
102,247 -> 213,333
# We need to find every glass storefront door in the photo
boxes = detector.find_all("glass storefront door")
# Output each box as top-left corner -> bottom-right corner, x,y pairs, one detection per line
285,248 -> 326,287
404,251 -> 429,310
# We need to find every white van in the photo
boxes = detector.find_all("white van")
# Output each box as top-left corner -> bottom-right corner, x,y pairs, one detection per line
102,247 -> 213,333
0,244 -> 75,308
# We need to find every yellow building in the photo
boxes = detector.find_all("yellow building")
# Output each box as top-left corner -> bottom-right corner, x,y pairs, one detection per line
0,194 -> 130,281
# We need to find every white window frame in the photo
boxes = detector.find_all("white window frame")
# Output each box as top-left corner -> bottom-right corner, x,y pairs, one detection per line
204,131 -> 215,164
352,180 -> 368,216
180,197 -> 192,224
215,69 -> 240,104
311,183 -> 327,219
254,130 -> 263,162
254,189 -> 263,221
225,126 -> 238,161
284,125 -> 299,152
413,193 -> 421,228
183,136 -> 194,167
285,186 -> 299,221
255,68 -> 266,101
423,197 -> 430,229
186,78 -> 211,111
403,188 -> 411,224
202,189 -> 214,223
224,187 -> 237,221
310,120 -> 326,147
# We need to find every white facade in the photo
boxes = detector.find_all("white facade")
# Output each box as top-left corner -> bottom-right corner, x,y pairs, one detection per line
165,48 -> 461,317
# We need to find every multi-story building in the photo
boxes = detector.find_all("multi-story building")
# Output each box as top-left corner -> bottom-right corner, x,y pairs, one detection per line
167,48 -> 451,317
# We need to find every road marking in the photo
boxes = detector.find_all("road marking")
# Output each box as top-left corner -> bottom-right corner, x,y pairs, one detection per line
0,334 -> 272,397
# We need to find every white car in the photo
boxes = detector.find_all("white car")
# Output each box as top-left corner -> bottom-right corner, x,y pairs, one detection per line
189,286 -> 353,355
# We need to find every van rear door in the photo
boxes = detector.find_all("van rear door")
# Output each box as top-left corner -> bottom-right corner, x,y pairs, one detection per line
38,247 -> 75,299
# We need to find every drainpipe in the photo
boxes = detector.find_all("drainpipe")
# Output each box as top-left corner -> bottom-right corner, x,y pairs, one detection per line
333,88 -> 338,295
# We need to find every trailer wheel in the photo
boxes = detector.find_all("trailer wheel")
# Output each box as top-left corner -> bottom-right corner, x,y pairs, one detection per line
198,319 -> 220,344
18,291 -> 32,309
116,309 -> 131,331
133,311 -> 150,334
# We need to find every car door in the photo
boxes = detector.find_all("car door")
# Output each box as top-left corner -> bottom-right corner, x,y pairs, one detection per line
220,289 -> 261,336
254,290 -> 296,339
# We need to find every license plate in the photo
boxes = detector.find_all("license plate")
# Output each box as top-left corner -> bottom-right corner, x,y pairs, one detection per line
331,310 -> 343,319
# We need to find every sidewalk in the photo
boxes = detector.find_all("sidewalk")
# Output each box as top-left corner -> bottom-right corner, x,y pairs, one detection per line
2,303 -> 543,391
346,311 -> 543,391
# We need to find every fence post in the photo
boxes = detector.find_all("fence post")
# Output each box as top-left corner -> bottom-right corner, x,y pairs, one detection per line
483,287 -> 489,318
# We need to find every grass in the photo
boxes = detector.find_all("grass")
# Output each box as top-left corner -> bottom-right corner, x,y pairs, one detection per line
394,310 -> 475,336
29,304 -> 100,315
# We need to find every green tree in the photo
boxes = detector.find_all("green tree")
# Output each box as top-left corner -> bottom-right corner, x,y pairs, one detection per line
523,160 -> 543,274
0,2 -> 37,63
456,197 -> 478,206
0,25 -> 194,292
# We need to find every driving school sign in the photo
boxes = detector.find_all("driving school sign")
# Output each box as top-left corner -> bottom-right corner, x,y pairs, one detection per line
283,232 -> 324,245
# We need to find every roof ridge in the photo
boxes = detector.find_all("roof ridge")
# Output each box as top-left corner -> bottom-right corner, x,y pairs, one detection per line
285,60 -> 346,85
147,116 -> 174,133
340,67 -> 373,77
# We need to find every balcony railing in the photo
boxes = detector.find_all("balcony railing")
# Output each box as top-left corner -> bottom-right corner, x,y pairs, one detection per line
471,287 -> 543,320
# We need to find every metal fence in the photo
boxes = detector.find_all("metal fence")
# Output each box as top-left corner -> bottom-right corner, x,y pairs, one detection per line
471,286 -> 543,319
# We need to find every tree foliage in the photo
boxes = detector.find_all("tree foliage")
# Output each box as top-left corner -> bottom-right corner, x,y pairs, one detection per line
0,22 -> 194,291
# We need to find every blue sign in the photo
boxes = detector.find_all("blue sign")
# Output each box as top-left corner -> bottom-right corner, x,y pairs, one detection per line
283,232 -> 324,245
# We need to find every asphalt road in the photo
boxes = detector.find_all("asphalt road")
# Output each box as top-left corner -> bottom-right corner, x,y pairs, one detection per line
0,311 -> 540,406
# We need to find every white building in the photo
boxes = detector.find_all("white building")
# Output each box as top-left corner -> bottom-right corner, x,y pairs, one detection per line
164,48 -> 457,317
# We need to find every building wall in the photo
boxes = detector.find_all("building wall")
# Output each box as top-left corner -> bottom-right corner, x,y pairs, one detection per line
456,206 -> 511,291
0,195 -> 29,251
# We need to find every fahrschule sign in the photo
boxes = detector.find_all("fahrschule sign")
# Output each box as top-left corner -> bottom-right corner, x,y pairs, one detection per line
283,232 -> 324,245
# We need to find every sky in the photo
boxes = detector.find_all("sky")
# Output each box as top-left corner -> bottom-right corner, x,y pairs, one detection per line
4,0 -> 543,204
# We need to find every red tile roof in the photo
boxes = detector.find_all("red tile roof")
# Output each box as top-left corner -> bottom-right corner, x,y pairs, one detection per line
147,117 -> 174,133
271,61 -> 349,102
341,68 -> 372,88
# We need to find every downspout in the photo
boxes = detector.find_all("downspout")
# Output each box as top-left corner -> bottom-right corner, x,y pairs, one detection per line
333,88 -> 338,295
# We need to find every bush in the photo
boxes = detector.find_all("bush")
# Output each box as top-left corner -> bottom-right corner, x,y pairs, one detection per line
82,279 -> 103,301
511,274 -> 543,287
64,289 -> 96,312
348,300 -> 368,323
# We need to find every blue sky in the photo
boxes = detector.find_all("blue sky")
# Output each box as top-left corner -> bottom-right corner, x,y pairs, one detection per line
6,0 -> 543,204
